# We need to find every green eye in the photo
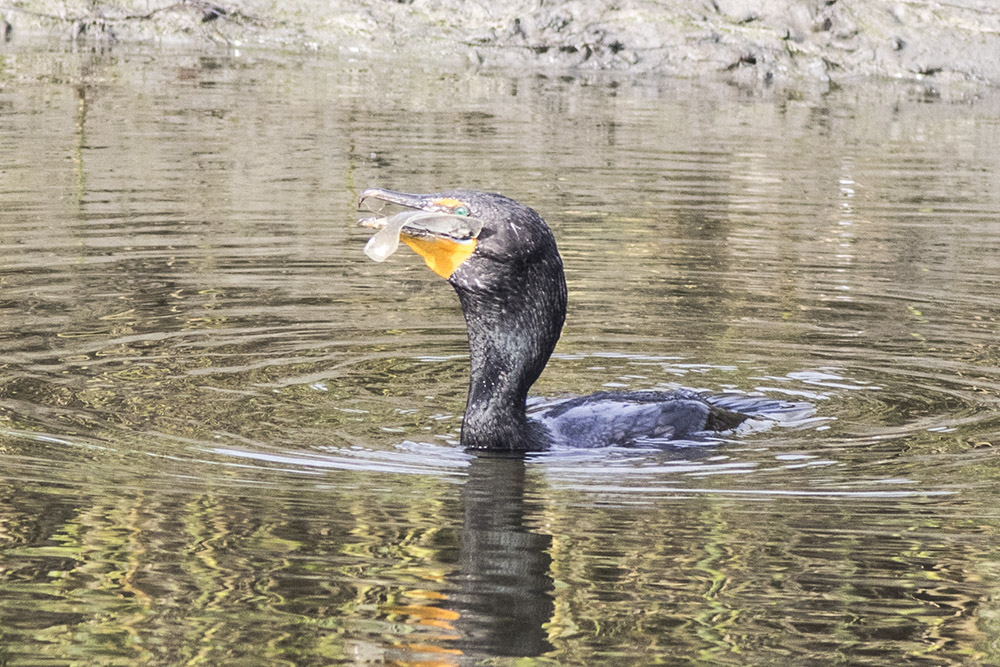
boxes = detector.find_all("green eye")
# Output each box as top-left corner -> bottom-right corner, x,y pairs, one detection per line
454,206 -> 470,217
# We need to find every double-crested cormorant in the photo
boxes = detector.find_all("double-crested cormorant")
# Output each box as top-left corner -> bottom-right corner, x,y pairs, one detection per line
358,188 -> 790,451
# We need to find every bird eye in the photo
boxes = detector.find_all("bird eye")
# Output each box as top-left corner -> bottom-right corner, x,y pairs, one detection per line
454,206 -> 470,217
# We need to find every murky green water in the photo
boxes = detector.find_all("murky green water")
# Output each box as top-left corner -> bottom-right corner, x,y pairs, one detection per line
2,43 -> 1000,665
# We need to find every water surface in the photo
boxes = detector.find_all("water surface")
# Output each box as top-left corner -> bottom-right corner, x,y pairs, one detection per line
2,44 -> 1000,665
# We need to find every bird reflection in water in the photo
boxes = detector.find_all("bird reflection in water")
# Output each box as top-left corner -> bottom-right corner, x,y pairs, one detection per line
381,455 -> 554,664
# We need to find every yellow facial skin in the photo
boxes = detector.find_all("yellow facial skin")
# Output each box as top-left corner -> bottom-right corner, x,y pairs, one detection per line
402,235 -> 477,279
431,197 -> 465,209
399,197 -> 476,279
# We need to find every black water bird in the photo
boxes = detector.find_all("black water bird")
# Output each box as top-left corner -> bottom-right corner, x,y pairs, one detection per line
358,188 -> 794,451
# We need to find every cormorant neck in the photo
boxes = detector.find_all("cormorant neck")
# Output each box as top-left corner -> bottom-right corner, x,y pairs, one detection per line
450,248 -> 566,451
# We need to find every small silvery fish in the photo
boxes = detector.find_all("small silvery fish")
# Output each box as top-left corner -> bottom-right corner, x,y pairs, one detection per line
359,210 -> 484,262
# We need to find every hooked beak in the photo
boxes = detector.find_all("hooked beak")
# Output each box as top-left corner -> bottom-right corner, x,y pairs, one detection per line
357,187 -> 481,241
358,188 -> 438,214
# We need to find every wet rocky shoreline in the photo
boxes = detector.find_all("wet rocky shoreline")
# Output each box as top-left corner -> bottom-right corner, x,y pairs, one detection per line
3,0 -> 999,88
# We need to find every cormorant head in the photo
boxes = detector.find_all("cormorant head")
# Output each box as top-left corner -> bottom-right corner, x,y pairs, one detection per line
357,188 -> 560,292
358,187 -> 567,451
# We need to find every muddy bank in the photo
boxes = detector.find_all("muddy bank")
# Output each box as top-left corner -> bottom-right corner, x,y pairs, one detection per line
3,0 -> 1000,87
